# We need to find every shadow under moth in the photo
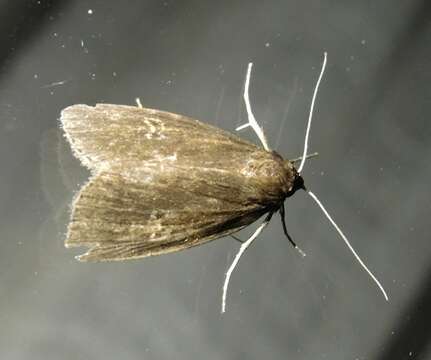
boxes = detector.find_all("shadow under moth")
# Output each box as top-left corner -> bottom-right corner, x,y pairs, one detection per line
60,53 -> 388,313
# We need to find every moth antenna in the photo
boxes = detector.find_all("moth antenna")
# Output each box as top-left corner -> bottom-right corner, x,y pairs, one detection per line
290,152 -> 319,164
307,190 -> 389,301
135,97 -> 143,108
222,214 -> 272,313
298,52 -> 327,173
236,63 -> 271,151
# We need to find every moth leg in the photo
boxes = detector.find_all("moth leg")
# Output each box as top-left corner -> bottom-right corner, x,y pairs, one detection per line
135,97 -> 143,108
221,212 -> 273,313
230,234 -> 245,244
235,63 -> 270,151
280,203 -> 306,257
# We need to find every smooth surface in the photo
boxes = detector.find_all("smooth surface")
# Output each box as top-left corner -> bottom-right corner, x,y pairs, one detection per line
0,1 -> 430,359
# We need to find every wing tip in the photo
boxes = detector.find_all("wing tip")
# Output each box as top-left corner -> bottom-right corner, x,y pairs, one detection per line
75,254 -> 88,262
66,240 -> 157,262
60,104 -> 92,124
68,243 -> 104,262
65,238 -> 101,262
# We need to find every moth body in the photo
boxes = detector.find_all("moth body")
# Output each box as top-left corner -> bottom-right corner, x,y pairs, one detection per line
61,104 -> 303,261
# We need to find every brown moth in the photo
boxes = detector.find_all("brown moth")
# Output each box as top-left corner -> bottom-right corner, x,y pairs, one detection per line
61,54 -> 388,312
61,103 -> 303,259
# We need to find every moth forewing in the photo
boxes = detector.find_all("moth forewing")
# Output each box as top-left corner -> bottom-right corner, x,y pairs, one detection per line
61,104 -> 260,176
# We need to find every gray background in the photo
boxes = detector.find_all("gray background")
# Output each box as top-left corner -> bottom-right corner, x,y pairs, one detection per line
1,0 -> 430,359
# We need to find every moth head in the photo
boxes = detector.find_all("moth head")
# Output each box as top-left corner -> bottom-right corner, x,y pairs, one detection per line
286,167 -> 306,197
280,159 -> 306,197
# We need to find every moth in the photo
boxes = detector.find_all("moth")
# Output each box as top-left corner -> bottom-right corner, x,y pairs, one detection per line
61,53 -> 388,312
